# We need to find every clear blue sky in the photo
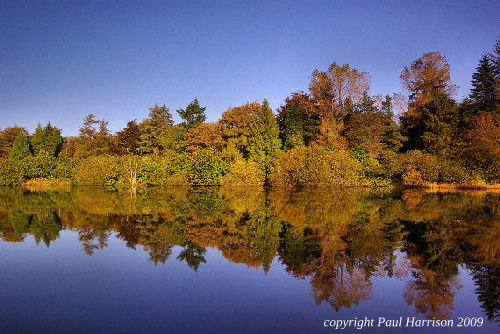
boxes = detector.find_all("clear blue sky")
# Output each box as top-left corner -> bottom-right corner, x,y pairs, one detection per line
1,0 -> 498,136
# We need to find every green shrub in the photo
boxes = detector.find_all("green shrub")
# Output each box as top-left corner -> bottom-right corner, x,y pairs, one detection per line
268,147 -> 308,186
20,155 -> 57,179
438,160 -> 471,184
187,151 -> 224,185
269,146 -> 362,187
164,152 -> 190,175
0,159 -> 22,185
132,153 -> 189,186
134,155 -> 168,186
356,155 -> 393,186
377,150 -> 404,180
51,157 -> 80,180
402,151 -> 440,182
221,159 -> 265,186
402,165 -> 423,187
75,155 -> 124,186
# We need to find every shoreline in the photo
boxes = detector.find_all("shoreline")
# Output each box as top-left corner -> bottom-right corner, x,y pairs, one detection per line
16,178 -> 500,193
423,182 -> 500,192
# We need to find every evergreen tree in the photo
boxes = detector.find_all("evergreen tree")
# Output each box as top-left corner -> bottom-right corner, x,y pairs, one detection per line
492,37 -> 500,78
471,264 -> 500,324
282,101 -> 305,149
31,122 -> 63,156
9,131 -> 32,160
420,93 -> 459,156
381,95 -> 405,153
491,38 -> 500,116
117,120 -> 140,154
177,98 -> 206,129
94,119 -> 113,154
248,100 -> 281,180
139,104 -> 174,154
31,123 -> 44,155
276,92 -> 320,149
470,55 -> 498,113
343,93 -> 385,157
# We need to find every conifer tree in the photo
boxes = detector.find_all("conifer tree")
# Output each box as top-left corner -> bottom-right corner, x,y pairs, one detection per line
117,120 -> 141,154
281,101 -> 305,149
9,131 -> 32,160
470,55 -> 498,113
31,122 -> 63,156
420,93 -> 459,156
177,98 -> 206,129
31,123 -> 44,155
276,92 -> 320,149
139,104 -> 174,154
381,95 -> 405,152
248,100 -> 281,179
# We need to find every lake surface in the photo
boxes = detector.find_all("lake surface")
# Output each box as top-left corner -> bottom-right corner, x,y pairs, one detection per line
0,187 -> 498,333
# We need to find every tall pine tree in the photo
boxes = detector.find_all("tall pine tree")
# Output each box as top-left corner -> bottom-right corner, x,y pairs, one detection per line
470,55 -> 498,113
177,98 -> 206,129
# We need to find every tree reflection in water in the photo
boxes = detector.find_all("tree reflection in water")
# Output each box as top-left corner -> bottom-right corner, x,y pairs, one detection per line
0,186 -> 498,322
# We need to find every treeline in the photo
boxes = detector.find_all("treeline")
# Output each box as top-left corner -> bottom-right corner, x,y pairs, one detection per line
1,40 -> 499,187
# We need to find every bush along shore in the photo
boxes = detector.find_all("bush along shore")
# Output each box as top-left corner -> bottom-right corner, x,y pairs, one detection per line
1,42 -> 499,189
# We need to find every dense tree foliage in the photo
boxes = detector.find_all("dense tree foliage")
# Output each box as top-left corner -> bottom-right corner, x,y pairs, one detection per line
116,120 -> 140,154
31,122 -> 63,157
277,92 -> 320,149
139,104 -> 174,154
247,100 -> 281,179
9,132 -> 32,161
0,126 -> 27,158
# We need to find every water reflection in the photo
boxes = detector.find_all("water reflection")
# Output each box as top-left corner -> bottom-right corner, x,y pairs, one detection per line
0,187 -> 499,324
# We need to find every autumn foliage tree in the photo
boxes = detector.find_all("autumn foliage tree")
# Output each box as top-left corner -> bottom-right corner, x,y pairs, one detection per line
0,126 -> 27,158
400,51 -> 458,152
309,62 -> 370,145
309,62 -> 370,118
185,123 -> 224,155
219,101 -> 266,157
78,114 -> 113,156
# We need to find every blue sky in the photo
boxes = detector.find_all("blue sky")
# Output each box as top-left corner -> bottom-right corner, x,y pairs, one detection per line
1,0 -> 499,136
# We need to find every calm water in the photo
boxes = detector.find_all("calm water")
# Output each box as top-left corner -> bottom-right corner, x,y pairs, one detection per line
0,187 -> 499,333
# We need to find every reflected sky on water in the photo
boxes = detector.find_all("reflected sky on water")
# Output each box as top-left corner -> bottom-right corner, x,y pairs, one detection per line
0,187 -> 498,333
